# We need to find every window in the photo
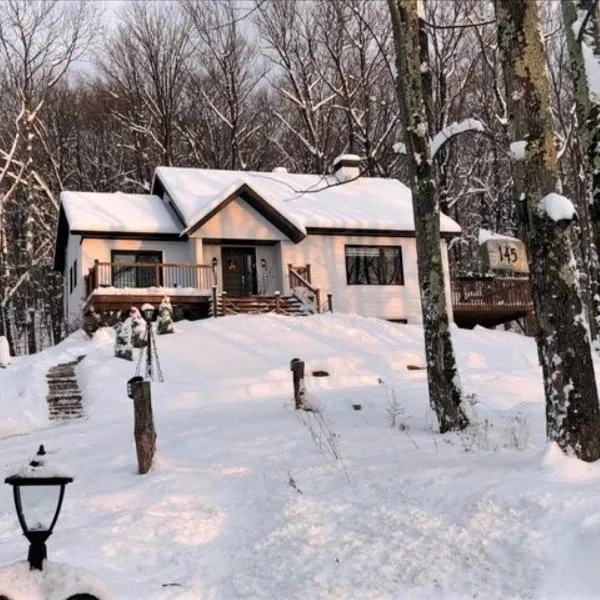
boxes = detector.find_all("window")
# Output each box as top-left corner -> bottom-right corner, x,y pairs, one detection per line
111,251 -> 163,288
69,266 -> 73,294
73,259 -> 77,290
345,245 -> 404,285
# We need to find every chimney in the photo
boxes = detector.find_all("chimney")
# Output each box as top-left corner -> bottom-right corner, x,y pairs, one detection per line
332,154 -> 361,182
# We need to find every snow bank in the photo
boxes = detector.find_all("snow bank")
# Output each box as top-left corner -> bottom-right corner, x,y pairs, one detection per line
0,336 -> 10,367
0,561 -> 111,600
2,314 -> 600,598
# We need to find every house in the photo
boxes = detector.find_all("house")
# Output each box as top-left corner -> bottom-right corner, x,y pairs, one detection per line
53,155 -> 461,328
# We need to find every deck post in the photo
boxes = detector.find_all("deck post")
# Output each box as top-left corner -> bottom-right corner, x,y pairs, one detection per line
275,291 -> 281,314
211,285 -> 218,318
93,260 -> 99,289
315,289 -> 321,314
130,379 -> 156,475
290,358 -> 305,409
327,293 -> 333,313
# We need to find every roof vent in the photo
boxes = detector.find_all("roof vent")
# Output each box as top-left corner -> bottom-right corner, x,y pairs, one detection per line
333,154 -> 361,182
272,167 -> 288,174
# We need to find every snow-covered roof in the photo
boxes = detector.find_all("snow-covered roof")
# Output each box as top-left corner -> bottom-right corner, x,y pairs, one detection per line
60,191 -> 181,234
154,167 -> 461,235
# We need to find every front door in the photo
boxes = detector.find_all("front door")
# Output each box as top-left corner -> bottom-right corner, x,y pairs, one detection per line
222,247 -> 257,296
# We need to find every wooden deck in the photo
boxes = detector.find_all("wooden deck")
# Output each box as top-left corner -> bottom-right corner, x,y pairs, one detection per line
83,261 -> 216,322
451,276 -> 534,329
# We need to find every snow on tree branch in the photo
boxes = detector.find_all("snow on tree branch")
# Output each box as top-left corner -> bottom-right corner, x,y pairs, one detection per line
540,192 -> 578,229
430,118 -> 485,158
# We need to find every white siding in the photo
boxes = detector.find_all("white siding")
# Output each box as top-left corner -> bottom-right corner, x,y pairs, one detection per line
193,197 -> 290,241
65,233 -> 83,328
281,234 -> 453,323
81,238 -> 194,274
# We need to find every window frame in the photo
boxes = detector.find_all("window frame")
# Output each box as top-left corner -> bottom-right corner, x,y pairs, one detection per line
110,250 -> 163,288
344,245 -> 405,286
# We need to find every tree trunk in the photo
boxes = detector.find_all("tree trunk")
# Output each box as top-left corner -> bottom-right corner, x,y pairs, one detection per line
561,0 -> 600,342
387,0 -> 468,433
496,0 -> 600,461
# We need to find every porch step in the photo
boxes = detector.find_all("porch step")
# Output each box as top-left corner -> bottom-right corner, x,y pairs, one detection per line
215,295 -> 309,317
45,356 -> 86,421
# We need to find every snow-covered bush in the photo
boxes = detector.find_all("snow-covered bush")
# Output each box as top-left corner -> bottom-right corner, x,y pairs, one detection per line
82,308 -> 101,338
130,307 -> 147,348
114,319 -> 133,361
157,297 -> 175,335
0,336 -> 11,368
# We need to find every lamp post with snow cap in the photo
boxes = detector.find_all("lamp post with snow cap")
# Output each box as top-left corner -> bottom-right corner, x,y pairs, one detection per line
4,445 -> 73,571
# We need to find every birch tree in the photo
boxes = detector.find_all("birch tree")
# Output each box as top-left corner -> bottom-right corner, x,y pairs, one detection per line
0,0 -> 96,352
495,0 -> 600,461
387,0 -> 468,433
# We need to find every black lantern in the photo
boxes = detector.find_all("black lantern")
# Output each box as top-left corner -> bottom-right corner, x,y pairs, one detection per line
212,256 -> 218,267
4,445 -> 73,570
141,304 -> 155,322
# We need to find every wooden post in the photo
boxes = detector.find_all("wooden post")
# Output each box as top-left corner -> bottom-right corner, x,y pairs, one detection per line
131,380 -> 156,474
275,291 -> 281,314
93,259 -> 99,288
290,358 -> 305,409
211,284 -> 218,318
327,293 -> 333,312
315,288 -> 321,313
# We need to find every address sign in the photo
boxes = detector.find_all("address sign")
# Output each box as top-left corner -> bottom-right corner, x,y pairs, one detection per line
480,238 -> 529,274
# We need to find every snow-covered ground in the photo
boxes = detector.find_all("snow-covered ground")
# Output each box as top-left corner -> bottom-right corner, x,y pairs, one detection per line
0,314 -> 599,599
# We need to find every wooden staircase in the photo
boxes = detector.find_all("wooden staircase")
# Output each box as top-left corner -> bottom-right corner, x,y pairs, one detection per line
214,294 -> 310,317
46,356 -> 85,421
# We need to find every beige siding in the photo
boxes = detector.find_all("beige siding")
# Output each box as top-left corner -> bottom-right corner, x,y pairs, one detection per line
81,238 -> 194,274
281,234 -> 453,323
193,197 -> 290,241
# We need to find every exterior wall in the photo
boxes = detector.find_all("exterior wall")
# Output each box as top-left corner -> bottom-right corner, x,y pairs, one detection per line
80,238 -> 194,274
192,197 -> 290,241
281,234 -> 454,323
64,234 -> 83,328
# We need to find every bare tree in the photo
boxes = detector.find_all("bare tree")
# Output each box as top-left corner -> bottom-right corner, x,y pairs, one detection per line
387,0 -> 468,433
0,0 -> 96,353
98,0 -> 193,189
180,0 -> 266,170
495,0 -> 600,461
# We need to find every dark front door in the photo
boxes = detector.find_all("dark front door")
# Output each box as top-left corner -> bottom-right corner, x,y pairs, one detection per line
222,247 -> 257,296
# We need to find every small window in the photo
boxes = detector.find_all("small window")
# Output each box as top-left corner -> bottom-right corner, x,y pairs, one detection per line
73,259 -> 77,290
345,245 -> 404,285
69,266 -> 73,294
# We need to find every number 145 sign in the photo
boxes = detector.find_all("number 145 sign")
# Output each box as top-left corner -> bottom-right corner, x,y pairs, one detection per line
480,238 -> 529,274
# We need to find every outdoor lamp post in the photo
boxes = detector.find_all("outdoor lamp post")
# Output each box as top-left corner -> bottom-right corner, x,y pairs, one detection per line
4,445 -> 73,571
142,305 -> 155,322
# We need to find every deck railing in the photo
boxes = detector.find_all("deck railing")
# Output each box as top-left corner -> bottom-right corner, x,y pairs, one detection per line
85,261 -> 217,297
451,276 -> 533,311
288,264 -> 323,313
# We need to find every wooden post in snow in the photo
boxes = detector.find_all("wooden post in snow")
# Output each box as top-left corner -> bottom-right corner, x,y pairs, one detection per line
327,293 -> 333,313
130,379 -> 156,474
290,358 -> 305,409
211,284 -> 218,318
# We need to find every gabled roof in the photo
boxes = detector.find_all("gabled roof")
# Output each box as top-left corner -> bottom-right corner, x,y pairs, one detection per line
60,191 -> 181,234
153,166 -> 461,235
53,191 -> 184,271
179,179 -> 307,242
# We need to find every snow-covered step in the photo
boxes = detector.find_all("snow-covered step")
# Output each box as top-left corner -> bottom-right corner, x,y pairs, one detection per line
45,357 -> 85,421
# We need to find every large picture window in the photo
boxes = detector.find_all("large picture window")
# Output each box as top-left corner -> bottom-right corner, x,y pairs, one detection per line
111,250 -> 163,288
345,245 -> 404,285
